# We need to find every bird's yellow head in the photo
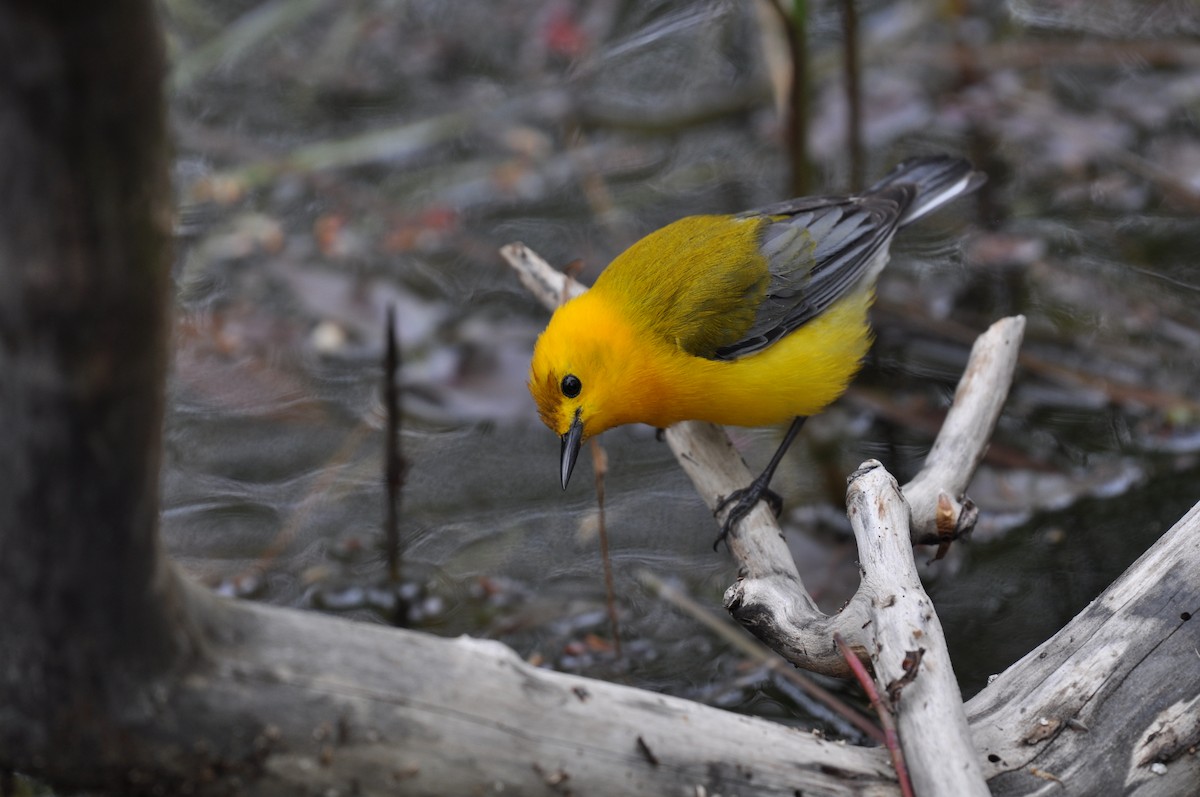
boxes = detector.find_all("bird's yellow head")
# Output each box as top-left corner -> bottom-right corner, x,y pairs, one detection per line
529,292 -> 650,489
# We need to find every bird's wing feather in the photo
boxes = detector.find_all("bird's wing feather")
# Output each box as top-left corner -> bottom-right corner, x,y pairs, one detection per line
598,157 -> 980,362
711,188 -> 911,360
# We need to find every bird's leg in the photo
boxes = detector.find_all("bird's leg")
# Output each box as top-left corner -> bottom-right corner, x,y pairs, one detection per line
713,416 -> 808,550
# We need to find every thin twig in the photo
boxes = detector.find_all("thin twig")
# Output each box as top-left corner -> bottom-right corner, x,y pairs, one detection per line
788,0 -> 810,195
767,0 -> 811,195
384,304 -> 404,584
642,571 -> 883,744
839,0 -> 862,188
591,439 -> 622,658
834,632 -> 913,797
539,257 -> 622,654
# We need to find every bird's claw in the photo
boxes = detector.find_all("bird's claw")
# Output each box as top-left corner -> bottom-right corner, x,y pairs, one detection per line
712,477 -> 783,550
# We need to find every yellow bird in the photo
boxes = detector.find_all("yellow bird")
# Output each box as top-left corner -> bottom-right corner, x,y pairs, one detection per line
529,156 -> 983,542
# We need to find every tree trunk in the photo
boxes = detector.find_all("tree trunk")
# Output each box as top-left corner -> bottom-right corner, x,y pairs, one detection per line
0,0 -> 204,777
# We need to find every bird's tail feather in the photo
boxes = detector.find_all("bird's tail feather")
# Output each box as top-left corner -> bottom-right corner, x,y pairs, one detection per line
867,156 -> 986,228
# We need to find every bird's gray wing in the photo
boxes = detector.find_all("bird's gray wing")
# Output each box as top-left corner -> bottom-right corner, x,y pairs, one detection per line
711,188 -> 912,361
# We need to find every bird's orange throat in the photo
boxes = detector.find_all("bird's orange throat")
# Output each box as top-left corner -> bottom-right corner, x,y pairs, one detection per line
530,291 -> 662,438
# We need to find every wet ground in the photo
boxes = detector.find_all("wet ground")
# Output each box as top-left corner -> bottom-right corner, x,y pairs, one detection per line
159,0 -> 1200,732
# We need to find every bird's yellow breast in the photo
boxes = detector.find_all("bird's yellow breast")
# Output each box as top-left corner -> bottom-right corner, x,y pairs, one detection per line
627,286 -> 875,429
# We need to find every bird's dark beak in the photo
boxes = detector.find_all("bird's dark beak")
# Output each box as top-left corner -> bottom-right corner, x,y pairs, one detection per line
560,410 -> 584,489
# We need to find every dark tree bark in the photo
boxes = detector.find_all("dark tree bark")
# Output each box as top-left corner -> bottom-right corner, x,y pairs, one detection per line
0,0 -> 203,780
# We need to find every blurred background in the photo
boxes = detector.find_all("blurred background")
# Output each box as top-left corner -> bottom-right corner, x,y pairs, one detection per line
160,0 -> 1200,737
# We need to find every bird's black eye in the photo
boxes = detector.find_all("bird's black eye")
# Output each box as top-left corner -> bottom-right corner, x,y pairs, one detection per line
561,374 -> 582,398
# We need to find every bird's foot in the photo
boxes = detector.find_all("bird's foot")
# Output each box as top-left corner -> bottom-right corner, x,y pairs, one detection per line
712,474 -> 783,550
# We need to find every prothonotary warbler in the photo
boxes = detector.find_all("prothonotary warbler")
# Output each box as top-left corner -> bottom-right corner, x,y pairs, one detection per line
529,155 -> 984,544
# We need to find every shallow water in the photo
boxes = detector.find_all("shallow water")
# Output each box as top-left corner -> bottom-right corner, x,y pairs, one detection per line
160,0 -> 1200,731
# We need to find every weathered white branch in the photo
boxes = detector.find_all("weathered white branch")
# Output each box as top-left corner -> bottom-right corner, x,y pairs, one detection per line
903,315 -> 1025,543
965,498 -> 1200,796
165,579 -> 898,796
845,462 -> 989,796
721,315 -> 1026,678
502,241 -> 587,306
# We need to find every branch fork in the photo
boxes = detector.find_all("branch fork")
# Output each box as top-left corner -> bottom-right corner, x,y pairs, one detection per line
502,241 -> 1024,797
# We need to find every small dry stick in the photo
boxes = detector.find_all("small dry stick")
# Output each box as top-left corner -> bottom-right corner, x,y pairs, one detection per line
591,439 -> 622,657
549,259 -> 622,655
834,632 -> 913,797
384,304 -> 405,584
767,0 -> 812,195
840,0 -> 863,188
560,259 -> 585,307
644,571 -> 883,744
1028,767 -> 1065,786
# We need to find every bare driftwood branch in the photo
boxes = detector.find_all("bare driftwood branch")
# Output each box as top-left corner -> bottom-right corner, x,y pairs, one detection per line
8,569 -> 902,795
164,580 -> 909,795
500,241 -> 1015,796
902,317 -> 1023,544
965,498 -> 1200,796
843,462 -> 988,796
